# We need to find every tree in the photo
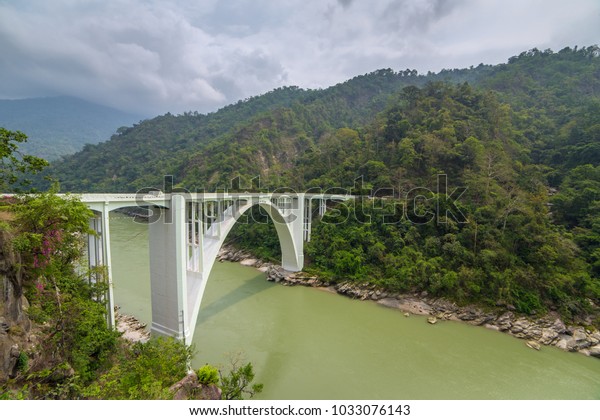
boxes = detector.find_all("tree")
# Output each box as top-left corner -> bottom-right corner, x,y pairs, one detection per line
0,128 -> 48,191
219,355 -> 263,400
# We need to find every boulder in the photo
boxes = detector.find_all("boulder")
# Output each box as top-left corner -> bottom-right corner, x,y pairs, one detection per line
170,372 -> 201,400
510,318 -> 531,334
170,372 -> 223,400
396,298 -> 432,315
554,333 -> 588,352
551,318 -> 567,334
539,328 -> 559,345
509,318 -> 544,339
473,314 -> 497,326
495,312 -> 514,331
555,334 -> 575,351
457,312 -> 475,321
571,328 -> 592,350
198,384 -> 222,400
572,328 -> 587,342
588,345 -> 600,358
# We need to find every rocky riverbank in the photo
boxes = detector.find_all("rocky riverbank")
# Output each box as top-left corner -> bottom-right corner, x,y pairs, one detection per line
115,307 -> 150,343
217,246 -> 600,358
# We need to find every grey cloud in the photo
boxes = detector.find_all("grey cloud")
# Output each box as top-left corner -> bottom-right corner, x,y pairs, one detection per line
0,0 -> 276,114
380,0 -> 462,34
337,0 -> 354,8
0,0 -> 598,115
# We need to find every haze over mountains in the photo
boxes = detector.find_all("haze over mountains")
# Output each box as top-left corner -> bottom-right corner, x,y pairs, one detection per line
0,96 -> 144,161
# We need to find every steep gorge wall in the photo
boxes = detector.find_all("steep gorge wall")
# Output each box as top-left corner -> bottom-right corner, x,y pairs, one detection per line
0,229 -> 31,382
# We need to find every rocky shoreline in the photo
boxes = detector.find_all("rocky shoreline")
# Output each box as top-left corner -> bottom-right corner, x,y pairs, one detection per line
115,307 -> 150,343
217,246 -> 600,358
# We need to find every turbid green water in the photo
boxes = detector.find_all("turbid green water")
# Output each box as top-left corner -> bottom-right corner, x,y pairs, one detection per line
109,216 -> 600,399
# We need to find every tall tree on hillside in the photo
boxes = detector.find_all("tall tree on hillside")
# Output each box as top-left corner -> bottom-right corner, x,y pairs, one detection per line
0,127 -> 48,191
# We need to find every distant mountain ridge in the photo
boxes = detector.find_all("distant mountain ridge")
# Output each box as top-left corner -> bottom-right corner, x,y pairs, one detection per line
0,96 -> 145,160
36,45 -> 600,192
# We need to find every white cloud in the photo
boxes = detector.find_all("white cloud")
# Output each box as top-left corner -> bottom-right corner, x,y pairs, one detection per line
0,0 -> 598,115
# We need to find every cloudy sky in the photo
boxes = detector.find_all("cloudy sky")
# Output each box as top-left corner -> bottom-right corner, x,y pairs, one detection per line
1,0 -> 599,116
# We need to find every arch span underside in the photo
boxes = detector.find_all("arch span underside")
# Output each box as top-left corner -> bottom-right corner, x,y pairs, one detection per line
148,194 -> 308,344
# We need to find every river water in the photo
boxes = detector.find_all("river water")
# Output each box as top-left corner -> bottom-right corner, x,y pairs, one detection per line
108,216 -> 600,399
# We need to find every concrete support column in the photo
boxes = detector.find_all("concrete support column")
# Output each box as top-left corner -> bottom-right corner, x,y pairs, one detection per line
319,198 -> 326,217
101,203 -> 116,328
87,216 -> 102,274
149,195 -> 189,342
87,209 -> 115,329
304,198 -> 312,242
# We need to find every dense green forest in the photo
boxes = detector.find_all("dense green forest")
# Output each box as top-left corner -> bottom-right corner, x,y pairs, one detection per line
37,46 -> 600,323
0,96 -> 143,161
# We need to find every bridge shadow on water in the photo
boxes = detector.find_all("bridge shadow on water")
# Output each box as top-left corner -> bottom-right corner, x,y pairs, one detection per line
195,266 -> 276,324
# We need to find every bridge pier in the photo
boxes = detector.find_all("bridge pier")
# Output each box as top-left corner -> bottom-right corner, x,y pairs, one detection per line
148,194 -> 190,341
87,205 -> 116,328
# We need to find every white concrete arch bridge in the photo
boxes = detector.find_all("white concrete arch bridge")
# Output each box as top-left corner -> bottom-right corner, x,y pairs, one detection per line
81,192 -> 349,344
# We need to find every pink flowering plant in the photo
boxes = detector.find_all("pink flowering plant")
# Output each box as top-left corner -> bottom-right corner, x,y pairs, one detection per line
13,191 -> 95,316
10,191 -> 117,384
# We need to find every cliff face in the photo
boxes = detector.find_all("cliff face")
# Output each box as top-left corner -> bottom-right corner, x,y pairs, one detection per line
0,229 -> 32,382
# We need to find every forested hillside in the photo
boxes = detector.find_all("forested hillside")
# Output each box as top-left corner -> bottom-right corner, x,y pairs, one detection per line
36,46 -> 600,322
0,96 -> 143,161
36,71 -> 425,191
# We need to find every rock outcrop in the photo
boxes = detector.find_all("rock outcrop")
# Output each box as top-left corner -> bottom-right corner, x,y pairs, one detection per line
115,309 -> 150,343
169,371 -> 222,400
0,229 -> 33,382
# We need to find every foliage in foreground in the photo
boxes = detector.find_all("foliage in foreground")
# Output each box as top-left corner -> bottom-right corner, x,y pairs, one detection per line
1,188 -> 263,399
83,337 -> 192,399
2,191 -> 118,398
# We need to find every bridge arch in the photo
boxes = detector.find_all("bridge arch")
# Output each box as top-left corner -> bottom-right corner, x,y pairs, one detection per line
79,192 -> 348,344
199,199 -> 301,276
183,199 -> 302,344
149,194 -> 306,344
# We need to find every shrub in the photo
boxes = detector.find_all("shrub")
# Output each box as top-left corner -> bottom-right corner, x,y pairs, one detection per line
16,352 -> 28,373
197,364 -> 219,385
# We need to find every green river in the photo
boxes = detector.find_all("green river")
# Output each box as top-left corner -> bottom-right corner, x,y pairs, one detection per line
108,216 -> 600,399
